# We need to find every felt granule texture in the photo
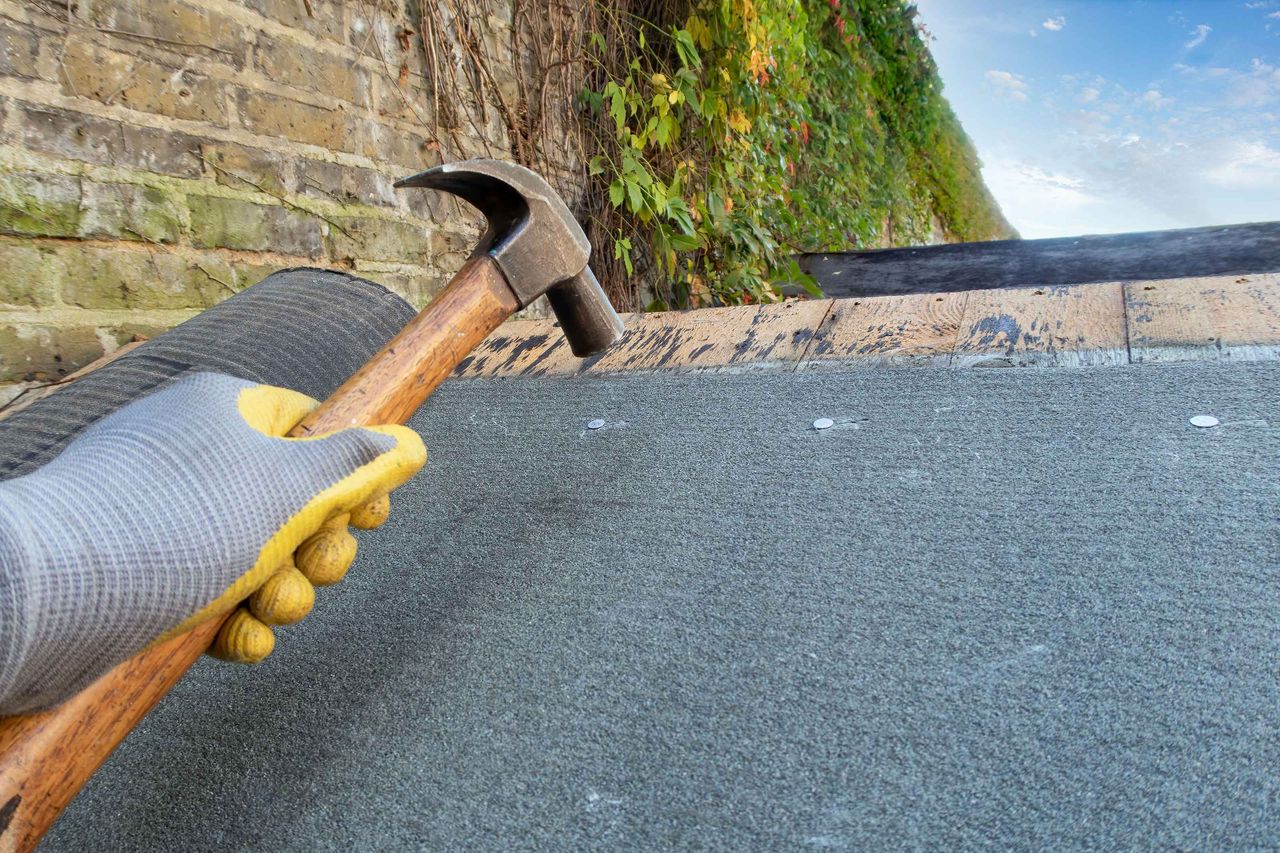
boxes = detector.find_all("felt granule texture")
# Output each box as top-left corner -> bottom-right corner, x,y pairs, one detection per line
44,362 -> 1280,851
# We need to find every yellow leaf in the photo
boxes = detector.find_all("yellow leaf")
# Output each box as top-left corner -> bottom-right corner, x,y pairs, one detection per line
727,109 -> 751,134
668,90 -> 680,104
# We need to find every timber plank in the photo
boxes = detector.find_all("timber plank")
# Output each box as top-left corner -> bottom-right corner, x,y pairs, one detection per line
451,318 -> 581,378
798,291 -> 968,368
1125,273 -> 1280,363
453,273 -> 1280,380
951,283 -> 1128,367
453,300 -> 831,378
583,300 -> 830,375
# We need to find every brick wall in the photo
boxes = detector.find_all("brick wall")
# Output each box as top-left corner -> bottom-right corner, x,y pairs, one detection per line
0,0 -> 578,404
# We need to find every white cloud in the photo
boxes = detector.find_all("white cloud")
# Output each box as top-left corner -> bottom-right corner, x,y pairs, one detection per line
1226,59 -> 1280,106
1270,11 -> 1280,18
981,159 -> 1114,237
985,160 -> 1092,203
1185,24 -> 1211,48
1205,140 -> 1280,188
1142,89 -> 1172,109
1042,16 -> 1066,31
1077,87 -> 1100,104
985,69 -> 1029,102
1029,28 -> 1038,37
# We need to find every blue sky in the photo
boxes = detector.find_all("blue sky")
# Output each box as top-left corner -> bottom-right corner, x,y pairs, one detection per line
913,1 -> 1279,238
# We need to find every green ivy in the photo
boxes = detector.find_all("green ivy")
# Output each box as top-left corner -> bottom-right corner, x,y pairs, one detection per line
583,0 -> 1013,309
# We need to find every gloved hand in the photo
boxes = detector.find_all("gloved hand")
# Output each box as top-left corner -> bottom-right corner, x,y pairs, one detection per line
0,372 -> 426,715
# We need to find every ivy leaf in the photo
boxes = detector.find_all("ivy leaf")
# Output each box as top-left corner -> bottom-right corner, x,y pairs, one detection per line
654,115 -> 670,147
674,29 -> 702,69
667,199 -> 695,235
626,180 -> 643,213
608,180 -> 625,208
668,233 -> 701,251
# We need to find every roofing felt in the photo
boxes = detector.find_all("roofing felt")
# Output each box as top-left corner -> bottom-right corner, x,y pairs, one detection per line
0,269 -> 414,480
44,360 -> 1280,850
799,221 -> 1280,298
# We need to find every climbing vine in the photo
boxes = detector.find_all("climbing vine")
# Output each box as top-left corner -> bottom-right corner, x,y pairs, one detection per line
581,0 -> 1012,309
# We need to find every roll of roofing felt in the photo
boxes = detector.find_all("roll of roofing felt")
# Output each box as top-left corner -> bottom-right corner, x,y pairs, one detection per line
0,268 -> 416,480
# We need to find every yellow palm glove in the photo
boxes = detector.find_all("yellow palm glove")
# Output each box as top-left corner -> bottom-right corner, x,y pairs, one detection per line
0,372 -> 426,715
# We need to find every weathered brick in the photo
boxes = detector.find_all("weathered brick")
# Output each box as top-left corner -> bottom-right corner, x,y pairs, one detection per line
87,0 -> 251,68
188,195 -> 324,257
18,103 -> 204,178
59,247 -> 237,310
242,0 -> 345,43
431,229 -> 476,255
59,39 -> 226,124
233,263 -> 286,291
201,143 -> 295,197
104,322 -> 173,348
0,243 -> 59,307
297,158 -> 397,209
237,90 -> 358,152
0,22 -> 41,79
0,172 -> 82,238
79,182 -> 183,243
328,217 -> 432,263
256,34 -> 370,107
362,120 -> 434,170
0,325 -> 105,382
351,268 -> 445,307
347,6 -> 409,61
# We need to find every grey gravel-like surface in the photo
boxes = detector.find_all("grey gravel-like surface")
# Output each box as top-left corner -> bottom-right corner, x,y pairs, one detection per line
46,362 -> 1280,851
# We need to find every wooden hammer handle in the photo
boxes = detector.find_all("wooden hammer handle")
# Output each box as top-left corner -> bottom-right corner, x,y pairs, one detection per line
0,256 -> 518,852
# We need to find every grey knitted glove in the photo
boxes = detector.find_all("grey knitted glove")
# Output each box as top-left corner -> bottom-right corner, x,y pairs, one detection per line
0,372 -> 426,715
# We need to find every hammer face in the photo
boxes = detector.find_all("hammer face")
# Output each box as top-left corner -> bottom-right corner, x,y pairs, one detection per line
546,266 -> 626,357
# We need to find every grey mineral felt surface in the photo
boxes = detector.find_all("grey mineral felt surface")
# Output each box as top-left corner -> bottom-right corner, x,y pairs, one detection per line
45,362 -> 1280,851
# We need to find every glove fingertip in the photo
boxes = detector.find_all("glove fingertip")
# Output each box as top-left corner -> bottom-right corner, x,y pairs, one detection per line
296,527 -> 358,586
350,493 -> 391,530
250,564 -> 316,625
210,608 -> 276,664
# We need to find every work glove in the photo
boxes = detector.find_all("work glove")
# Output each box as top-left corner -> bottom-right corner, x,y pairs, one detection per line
0,371 -> 426,715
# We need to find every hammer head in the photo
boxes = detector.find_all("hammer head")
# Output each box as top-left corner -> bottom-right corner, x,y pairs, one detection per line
395,159 -> 623,357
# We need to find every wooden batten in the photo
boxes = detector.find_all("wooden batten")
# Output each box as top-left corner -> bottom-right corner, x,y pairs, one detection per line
453,272 -> 1280,379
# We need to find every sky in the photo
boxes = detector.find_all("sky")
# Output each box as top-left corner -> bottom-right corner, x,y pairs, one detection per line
913,0 -> 1279,238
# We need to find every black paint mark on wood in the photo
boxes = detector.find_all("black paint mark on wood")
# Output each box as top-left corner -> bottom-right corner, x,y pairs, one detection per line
500,334 -> 550,368
520,337 -> 566,376
0,794 -> 20,834
970,314 -> 1023,352
731,330 -> 758,362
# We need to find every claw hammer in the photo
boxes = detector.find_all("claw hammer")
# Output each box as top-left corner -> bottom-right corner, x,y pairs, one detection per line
0,159 -> 623,851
